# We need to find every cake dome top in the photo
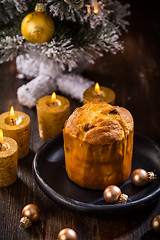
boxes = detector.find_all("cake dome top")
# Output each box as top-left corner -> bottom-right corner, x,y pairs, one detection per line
64,101 -> 134,145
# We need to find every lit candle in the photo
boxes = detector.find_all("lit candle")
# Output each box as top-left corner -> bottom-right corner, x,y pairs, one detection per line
93,5 -> 98,14
0,107 -> 30,159
0,129 -> 18,187
92,0 -> 98,14
83,83 -> 116,105
36,92 -> 70,141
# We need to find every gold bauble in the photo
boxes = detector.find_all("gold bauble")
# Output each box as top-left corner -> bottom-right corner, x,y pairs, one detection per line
21,3 -> 55,43
20,204 -> 40,229
103,185 -> 122,204
131,168 -> 156,186
58,228 -> 78,240
131,169 -> 149,186
151,215 -> 160,234
22,204 -> 40,222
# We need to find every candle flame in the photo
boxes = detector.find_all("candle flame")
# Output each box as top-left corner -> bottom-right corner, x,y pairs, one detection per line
51,92 -> 56,103
92,0 -> 98,14
87,5 -> 91,14
95,83 -> 100,95
93,6 -> 98,14
0,129 -> 3,145
10,106 -> 15,123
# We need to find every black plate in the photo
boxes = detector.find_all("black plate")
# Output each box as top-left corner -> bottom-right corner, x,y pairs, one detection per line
33,133 -> 160,214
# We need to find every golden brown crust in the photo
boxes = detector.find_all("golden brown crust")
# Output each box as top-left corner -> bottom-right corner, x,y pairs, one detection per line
64,101 -> 134,145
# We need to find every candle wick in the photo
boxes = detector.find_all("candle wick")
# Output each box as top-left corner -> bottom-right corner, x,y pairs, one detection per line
10,118 -> 15,124
96,92 -> 101,96
52,100 -> 57,106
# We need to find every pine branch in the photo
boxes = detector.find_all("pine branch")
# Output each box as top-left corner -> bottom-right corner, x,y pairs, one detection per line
48,0 -> 130,29
0,0 -> 37,36
0,35 -> 25,63
0,0 -> 130,70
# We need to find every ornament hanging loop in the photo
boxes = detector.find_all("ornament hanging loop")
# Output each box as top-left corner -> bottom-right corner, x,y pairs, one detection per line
35,2 -> 46,12
19,217 -> 32,229
148,171 -> 156,181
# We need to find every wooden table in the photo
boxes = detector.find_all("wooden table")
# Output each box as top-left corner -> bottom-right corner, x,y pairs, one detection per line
0,0 -> 160,239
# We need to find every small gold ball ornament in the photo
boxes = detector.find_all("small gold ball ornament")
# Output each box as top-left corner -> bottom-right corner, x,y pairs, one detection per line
151,215 -> 160,234
103,185 -> 128,204
19,204 -> 40,229
58,228 -> 78,240
131,169 -> 156,187
21,3 -> 55,43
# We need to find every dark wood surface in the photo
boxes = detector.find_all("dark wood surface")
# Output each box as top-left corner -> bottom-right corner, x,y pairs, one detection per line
0,0 -> 160,239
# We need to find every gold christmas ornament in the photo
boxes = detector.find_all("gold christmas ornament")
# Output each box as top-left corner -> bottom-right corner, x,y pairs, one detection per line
58,228 -> 78,240
131,169 -> 156,187
103,185 -> 128,204
21,2 -> 55,43
151,215 -> 160,234
19,204 -> 40,229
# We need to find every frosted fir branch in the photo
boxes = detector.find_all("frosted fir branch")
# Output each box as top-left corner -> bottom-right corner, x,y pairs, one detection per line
0,3 -> 10,26
96,25 -> 123,54
11,0 -> 28,12
21,19 -> 123,71
48,0 -> 78,22
0,21 -> 123,70
0,1 -> 36,36
0,1 -> 21,28
34,39 -> 80,71
8,0 -> 28,12
0,0 -> 129,71
48,0 -> 130,30
27,25 -> 121,70
0,0 -> 35,13
0,35 -> 25,63
107,1 -> 130,33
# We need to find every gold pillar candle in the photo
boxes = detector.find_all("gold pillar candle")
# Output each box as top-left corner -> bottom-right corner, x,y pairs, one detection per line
0,107 -> 30,159
36,92 -> 70,141
0,129 -> 18,187
83,83 -> 116,105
